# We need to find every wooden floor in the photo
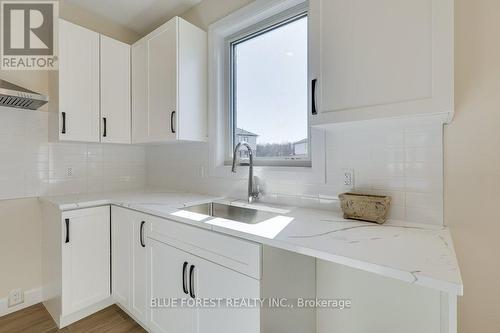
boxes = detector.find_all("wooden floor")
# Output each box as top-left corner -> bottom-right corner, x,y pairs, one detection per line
0,304 -> 146,333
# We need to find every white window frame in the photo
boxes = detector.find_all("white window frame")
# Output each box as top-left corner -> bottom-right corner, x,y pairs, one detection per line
208,0 -> 326,184
226,7 -> 311,167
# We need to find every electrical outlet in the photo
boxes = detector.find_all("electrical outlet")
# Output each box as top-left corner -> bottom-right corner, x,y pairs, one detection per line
343,168 -> 354,187
66,167 -> 73,177
8,289 -> 24,307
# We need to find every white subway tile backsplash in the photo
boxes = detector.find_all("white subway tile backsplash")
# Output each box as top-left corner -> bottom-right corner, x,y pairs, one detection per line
405,177 -> 441,193
146,117 -> 444,225
0,108 -> 146,199
405,129 -> 442,147
405,192 -> 442,210
405,146 -> 441,162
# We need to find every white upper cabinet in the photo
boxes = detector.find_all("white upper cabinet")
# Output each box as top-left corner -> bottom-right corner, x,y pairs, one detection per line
100,35 -> 131,144
132,17 -> 207,143
131,39 -> 149,143
309,0 -> 454,126
147,20 -> 177,142
58,19 -> 100,142
55,19 -> 131,143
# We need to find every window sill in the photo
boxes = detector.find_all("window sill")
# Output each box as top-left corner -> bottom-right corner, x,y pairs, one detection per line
223,160 -> 312,168
212,157 -> 324,185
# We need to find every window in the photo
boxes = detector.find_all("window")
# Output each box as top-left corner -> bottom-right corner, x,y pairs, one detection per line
228,10 -> 309,166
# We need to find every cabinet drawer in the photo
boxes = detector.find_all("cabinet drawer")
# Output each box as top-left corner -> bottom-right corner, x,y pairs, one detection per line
147,214 -> 261,279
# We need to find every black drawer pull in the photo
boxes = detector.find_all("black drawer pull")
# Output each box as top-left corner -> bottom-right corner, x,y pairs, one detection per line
189,264 -> 195,298
182,262 -> 189,294
140,221 -> 145,247
170,111 -> 176,133
103,117 -> 107,137
65,218 -> 70,243
61,112 -> 66,134
311,78 -> 318,115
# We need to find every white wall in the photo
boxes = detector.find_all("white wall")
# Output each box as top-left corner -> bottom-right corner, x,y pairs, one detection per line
445,0 -> 500,331
147,117 -> 444,225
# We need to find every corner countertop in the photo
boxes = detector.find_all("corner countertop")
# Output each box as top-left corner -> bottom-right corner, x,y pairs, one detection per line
40,190 -> 463,296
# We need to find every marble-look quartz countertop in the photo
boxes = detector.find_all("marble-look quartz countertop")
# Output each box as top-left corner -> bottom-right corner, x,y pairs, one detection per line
40,190 -> 463,295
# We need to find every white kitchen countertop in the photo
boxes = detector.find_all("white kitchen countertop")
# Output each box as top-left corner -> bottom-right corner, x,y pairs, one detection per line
40,190 -> 463,296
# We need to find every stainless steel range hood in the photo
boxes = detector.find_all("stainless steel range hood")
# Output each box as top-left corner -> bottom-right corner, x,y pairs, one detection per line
0,80 -> 48,110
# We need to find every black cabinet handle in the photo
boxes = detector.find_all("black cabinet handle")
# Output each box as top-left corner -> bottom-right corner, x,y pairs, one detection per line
65,218 -> 70,243
170,111 -> 176,133
189,264 -> 195,298
182,262 -> 189,294
140,221 -> 145,248
61,112 -> 66,134
103,117 -> 107,137
311,79 -> 318,115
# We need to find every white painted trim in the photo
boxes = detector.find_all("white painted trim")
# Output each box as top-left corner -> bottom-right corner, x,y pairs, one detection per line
116,301 -> 152,332
0,287 -> 43,318
312,111 -> 452,130
59,297 -> 114,328
207,0 -> 326,184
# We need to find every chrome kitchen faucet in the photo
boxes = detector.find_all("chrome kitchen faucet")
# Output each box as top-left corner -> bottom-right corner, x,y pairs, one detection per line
231,142 -> 261,203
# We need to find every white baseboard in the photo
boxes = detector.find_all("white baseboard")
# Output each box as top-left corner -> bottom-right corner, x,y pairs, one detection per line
59,297 -> 115,328
0,287 -> 43,318
115,303 -> 152,333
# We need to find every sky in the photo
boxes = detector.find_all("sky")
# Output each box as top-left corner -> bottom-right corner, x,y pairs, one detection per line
234,16 -> 308,145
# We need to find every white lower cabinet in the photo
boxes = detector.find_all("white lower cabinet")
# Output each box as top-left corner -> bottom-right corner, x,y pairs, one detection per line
148,239 -> 199,333
62,207 -> 111,316
41,204 -> 112,328
111,206 -> 148,326
131,217 -> 149,321
111,207 -> 132,307
195,247 -> 261,333
148,239 -> 261,333
112,206 -> 315,333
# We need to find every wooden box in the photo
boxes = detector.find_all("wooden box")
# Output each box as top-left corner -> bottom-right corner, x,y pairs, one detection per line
338,193 -> 391,224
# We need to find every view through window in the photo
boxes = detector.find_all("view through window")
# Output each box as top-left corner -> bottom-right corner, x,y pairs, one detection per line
231,14 -> 309,163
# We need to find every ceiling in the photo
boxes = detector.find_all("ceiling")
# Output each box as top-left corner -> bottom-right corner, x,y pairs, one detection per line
65,0 -> 202,35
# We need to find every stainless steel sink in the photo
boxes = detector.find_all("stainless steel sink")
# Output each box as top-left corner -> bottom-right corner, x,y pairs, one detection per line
182,202 -> 276,224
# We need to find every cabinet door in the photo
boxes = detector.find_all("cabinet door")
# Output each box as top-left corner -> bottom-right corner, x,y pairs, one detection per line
194,256 -> 261,333
61,206 -> 110,316
132,39 -> 149,143
309,0 -> 453,124
147,20 -> 177,142
148,239 -> 197,333
59,19 -> 100,142
111,206 -> 133,310
131,217 -> 148,323
100,35 -> 131,144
